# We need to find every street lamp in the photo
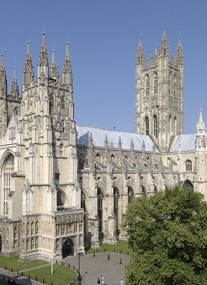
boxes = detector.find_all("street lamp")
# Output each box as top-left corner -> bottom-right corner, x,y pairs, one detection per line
78,250 -> 84,285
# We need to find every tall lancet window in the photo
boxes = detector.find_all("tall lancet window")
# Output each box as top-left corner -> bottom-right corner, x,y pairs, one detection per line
3,154 -> 14,215
114,187 -> 119,236
145,74 -> 150,96
145,116 -> 149,135
97,188 -> 103,233
153,115 -> 158,138
174,117 -> 177,134
173,74 -> 177,96
128,187 -> 134,204
154,72 -> 158,94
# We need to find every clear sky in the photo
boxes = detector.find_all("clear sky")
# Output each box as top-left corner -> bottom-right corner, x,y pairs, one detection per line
0,0 -> 206,134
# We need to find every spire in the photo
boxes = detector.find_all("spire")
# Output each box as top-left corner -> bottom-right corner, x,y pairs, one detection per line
88,132 -> 93,148
136,36 -> 144,65
118,136 -> 122,150
10,67 -> 19,99
197,109 -> 205,134
22,40 -> 34,90
130,138 -> 134,151
104,134 -> 109,149
196,109 -> 206,150
176,34 -> 184,65
50,48 -> 59,80
38,32 -> 48,82
0,52 -> 7,98
160,27 -> 168,56
62,41 -> 73,86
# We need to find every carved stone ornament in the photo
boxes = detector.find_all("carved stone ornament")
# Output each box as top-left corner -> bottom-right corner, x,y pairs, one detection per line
54,120 -> 64,132
23,178 -> 32,193
48,180 -> 56,193
9,127 -> 16,140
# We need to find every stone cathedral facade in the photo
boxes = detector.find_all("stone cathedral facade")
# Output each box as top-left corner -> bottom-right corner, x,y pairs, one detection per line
0,30 -> 206,260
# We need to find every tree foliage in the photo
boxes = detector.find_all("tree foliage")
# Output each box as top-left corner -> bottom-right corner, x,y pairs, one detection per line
124,187 -> 207,285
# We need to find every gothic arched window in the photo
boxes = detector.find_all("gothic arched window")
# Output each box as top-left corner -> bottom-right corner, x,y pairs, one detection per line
60,96 -> 65,109
145,116 -> 149,135
81,190 -> 87,235
141,185 -> 146,196
169,71 -> 172,94
145,74 -> 150,96
169,115 -> 172,135
153,115 -> 158,138
173,74 -> 177,96
97,188 -> 103,232
154,72 -> 158,94
3,154 -> 14,215
174,116 -> 177,134
186,160 -> 192,172
128,187 -> 134,204
78,153 -> 85,169
50,93 -> 54,108
113,187 -> 119,236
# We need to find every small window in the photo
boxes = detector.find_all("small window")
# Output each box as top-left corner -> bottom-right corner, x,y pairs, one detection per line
186,160 -> 192,172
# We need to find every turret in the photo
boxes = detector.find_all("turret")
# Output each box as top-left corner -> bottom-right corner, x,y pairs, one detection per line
22,40 -> 34,91
38,32 -> 48,84
176,36 -> 184,65
160,28 -> 168,57
50,49 -> 59,81
196,109 -> 206,150
62,41 -> 73,88
136,37 -> 144,65
0,53 -> 7,98
10,68 -> 19,99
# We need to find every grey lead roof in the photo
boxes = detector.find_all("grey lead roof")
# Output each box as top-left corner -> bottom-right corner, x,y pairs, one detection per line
76,125 -> 156,152
76,125 -> 202,153
169,133 -> 197,152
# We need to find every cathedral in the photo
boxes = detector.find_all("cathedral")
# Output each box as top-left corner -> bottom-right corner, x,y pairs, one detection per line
0,29 -> 206,260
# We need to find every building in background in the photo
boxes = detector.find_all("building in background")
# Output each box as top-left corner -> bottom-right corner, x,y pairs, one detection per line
0,30 -> 205,260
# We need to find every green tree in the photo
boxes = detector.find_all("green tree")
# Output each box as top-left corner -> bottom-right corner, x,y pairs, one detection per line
124,187 -> 207,285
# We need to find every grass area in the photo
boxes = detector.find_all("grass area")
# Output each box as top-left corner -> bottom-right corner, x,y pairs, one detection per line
0,281 -> 7,285
25,264 -> 77,285
0,256 -> 47,271
86,240 -> 130,255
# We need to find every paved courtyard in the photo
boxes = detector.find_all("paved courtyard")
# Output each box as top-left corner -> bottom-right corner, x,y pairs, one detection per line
66,252 -> 130,285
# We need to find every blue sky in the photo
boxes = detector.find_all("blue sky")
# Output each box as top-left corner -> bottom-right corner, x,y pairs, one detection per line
0,0 -> 206,134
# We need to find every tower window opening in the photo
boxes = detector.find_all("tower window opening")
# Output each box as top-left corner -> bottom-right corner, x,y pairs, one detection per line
153,115 -> 158,138
145,116 -> 149,135
145,74 -> 150,96
154,72 -> 158,94
186,160 -> 192,172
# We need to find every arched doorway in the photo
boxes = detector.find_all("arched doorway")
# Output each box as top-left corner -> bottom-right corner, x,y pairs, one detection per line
62,238 -> 74,258
182,179 -> 193,190
0,235 -> 2,254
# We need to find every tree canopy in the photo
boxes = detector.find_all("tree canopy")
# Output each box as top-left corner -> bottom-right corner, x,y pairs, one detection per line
124,187 -> 207,285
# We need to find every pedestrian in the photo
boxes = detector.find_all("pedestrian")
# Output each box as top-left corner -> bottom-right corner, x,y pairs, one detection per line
120,278 -> 124,285
97,277 -> 100,284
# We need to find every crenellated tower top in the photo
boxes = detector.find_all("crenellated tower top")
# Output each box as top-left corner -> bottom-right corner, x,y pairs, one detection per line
135,30 -> 184,152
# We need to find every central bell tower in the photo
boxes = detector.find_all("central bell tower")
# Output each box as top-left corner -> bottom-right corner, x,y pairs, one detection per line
135,30 -> 184,151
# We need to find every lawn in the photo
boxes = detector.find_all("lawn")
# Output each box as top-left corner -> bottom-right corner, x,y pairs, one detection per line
24,264 -> 77,285
0,256 -> 47,271
86,240 -> 130,255
0,280 -> 7,285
